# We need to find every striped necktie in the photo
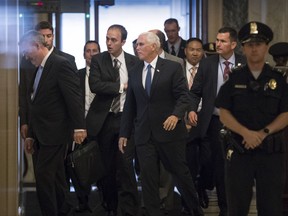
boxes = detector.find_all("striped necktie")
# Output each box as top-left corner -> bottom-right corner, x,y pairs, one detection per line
110,59 -> 121,113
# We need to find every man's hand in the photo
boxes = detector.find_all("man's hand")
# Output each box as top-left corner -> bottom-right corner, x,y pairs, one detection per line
242,130 -> 264,149
20,124 -> 29,140
73,130 -> 87,144
119,137 -> 128,154
124,83 -> 128,91
163,115 -> 179,131
24,138 -> 34,154
188,111 -> 198,126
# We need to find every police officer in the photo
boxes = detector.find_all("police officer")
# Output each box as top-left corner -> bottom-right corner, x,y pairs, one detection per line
269,42 -> 288,67
215,21 -> 288,216
203,42 -> 217,57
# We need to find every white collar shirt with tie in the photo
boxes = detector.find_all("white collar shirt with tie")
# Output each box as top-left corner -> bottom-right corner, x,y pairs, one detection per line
213,53 -> 236,115
110,51 -> 128,112
185,61 -> 199,90
186,61 -> 202,111
142,55 -> 158,89
31,49 -> 52,100
85,66 -> 95,117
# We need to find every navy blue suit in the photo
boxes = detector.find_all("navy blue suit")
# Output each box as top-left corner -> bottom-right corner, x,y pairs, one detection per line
120,57 -> 201,216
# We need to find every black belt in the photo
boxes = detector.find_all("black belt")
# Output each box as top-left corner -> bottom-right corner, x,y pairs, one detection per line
108,112 -> 122,118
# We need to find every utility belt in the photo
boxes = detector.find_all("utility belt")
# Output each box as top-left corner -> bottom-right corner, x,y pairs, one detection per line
260,130 -> 285,154
220,127 -> 285,154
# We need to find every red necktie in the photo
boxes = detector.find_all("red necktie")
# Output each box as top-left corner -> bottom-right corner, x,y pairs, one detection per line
223,61 -> 230,81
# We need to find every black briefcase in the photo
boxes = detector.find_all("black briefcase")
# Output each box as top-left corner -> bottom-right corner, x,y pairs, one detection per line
66,140 -> 105,188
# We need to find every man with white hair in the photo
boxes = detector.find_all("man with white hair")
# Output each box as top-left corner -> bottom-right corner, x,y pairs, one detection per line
119,32 -> 203,216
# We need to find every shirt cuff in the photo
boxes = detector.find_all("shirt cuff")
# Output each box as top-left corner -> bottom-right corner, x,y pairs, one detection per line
74,129 -> 85,132
119,84 -> 124,93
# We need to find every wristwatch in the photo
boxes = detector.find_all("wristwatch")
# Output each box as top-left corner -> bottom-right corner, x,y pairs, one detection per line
263,128 -> 270,134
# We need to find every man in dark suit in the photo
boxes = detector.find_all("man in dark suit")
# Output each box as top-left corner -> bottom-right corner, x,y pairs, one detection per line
19,30 -> 86,216
183,37 -> 208,211
88,24 -> 139,216
72,40 -> 100,213
163,18 -> 186,59
119,31 -> 203,216
19,20 -> 77,141
188,27 -> 246,216
149,29 -> 184,212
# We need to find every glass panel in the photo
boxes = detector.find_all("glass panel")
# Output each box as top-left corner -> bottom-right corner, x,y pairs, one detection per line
61,13 -> 86,69
97,0 -> 189,55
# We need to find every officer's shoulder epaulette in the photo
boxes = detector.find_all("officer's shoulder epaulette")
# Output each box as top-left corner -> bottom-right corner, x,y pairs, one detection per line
272,67 -> 285,75
231,63 -> 244,74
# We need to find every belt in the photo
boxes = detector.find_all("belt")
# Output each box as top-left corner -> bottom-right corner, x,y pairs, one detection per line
108,112 -> 122,118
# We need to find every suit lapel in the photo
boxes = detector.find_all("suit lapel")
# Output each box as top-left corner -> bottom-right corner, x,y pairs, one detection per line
135,62 -> 147,97
104,52 -> 117,81
32,55 -> 53,101
212,55 -> 219,97
150,58 -> 162,97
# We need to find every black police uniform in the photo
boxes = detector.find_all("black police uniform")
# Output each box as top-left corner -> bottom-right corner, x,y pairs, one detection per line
215,63 -> 288,215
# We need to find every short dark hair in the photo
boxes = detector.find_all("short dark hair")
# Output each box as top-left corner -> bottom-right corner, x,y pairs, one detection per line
153,30 -> 166,49
218,26 -> 238,42
83,40 -> 101,53
108,24 -> 127,41
186,37 -> 203,47
164,18 -> 179,28
35,21 -> 54,33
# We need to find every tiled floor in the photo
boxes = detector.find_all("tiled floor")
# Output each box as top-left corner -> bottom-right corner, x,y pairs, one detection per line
20,185 -> 258,216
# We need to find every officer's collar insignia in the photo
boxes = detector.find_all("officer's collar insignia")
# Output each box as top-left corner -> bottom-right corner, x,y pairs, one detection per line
234,84 -> 247,89
268,79 -> 277,90
250,22 -> 258,34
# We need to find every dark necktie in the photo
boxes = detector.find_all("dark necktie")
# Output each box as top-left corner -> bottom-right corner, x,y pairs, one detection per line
171,45 -> 176,56
145,64 -> 152,96
223,60 -> 231,81
32,66 -> 43,100
110,59 -> 121,113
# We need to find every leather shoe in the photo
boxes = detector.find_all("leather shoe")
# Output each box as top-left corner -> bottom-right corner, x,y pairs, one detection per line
198,187 -> 209,209
181,207 -> 193,215
74,204 -> 92,213
193,206 -> 204,216
106,210 -> 117,216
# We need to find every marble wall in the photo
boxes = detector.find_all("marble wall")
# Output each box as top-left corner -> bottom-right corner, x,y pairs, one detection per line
223,0 -> 248,31
208,0 -> 288,64
249,0 -> 288,64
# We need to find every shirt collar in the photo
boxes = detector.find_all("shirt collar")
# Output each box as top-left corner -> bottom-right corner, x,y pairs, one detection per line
186,60 -> 199,71
110,50 -> 125,64
159,50 -> 165,58
219,53 -> 235,66
40,48 -> 53,68
144,55 -> 158,69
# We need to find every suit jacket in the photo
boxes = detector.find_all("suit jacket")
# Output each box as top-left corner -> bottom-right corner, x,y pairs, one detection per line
120,57 -> 189,145
78,67 -> 86,107
28,53 -> 85,146
87,51 -> 139,136
189,53 -> 246,137
164,51 -> 184,71
164,38 -> 187,59
19,48 -> 77,126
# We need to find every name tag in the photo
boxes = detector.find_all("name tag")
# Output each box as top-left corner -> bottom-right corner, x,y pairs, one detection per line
234,84 -> 247,89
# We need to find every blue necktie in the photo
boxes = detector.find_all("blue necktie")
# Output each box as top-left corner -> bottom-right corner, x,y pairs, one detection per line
32,66 -> 43,99
145,64 -> 152,96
